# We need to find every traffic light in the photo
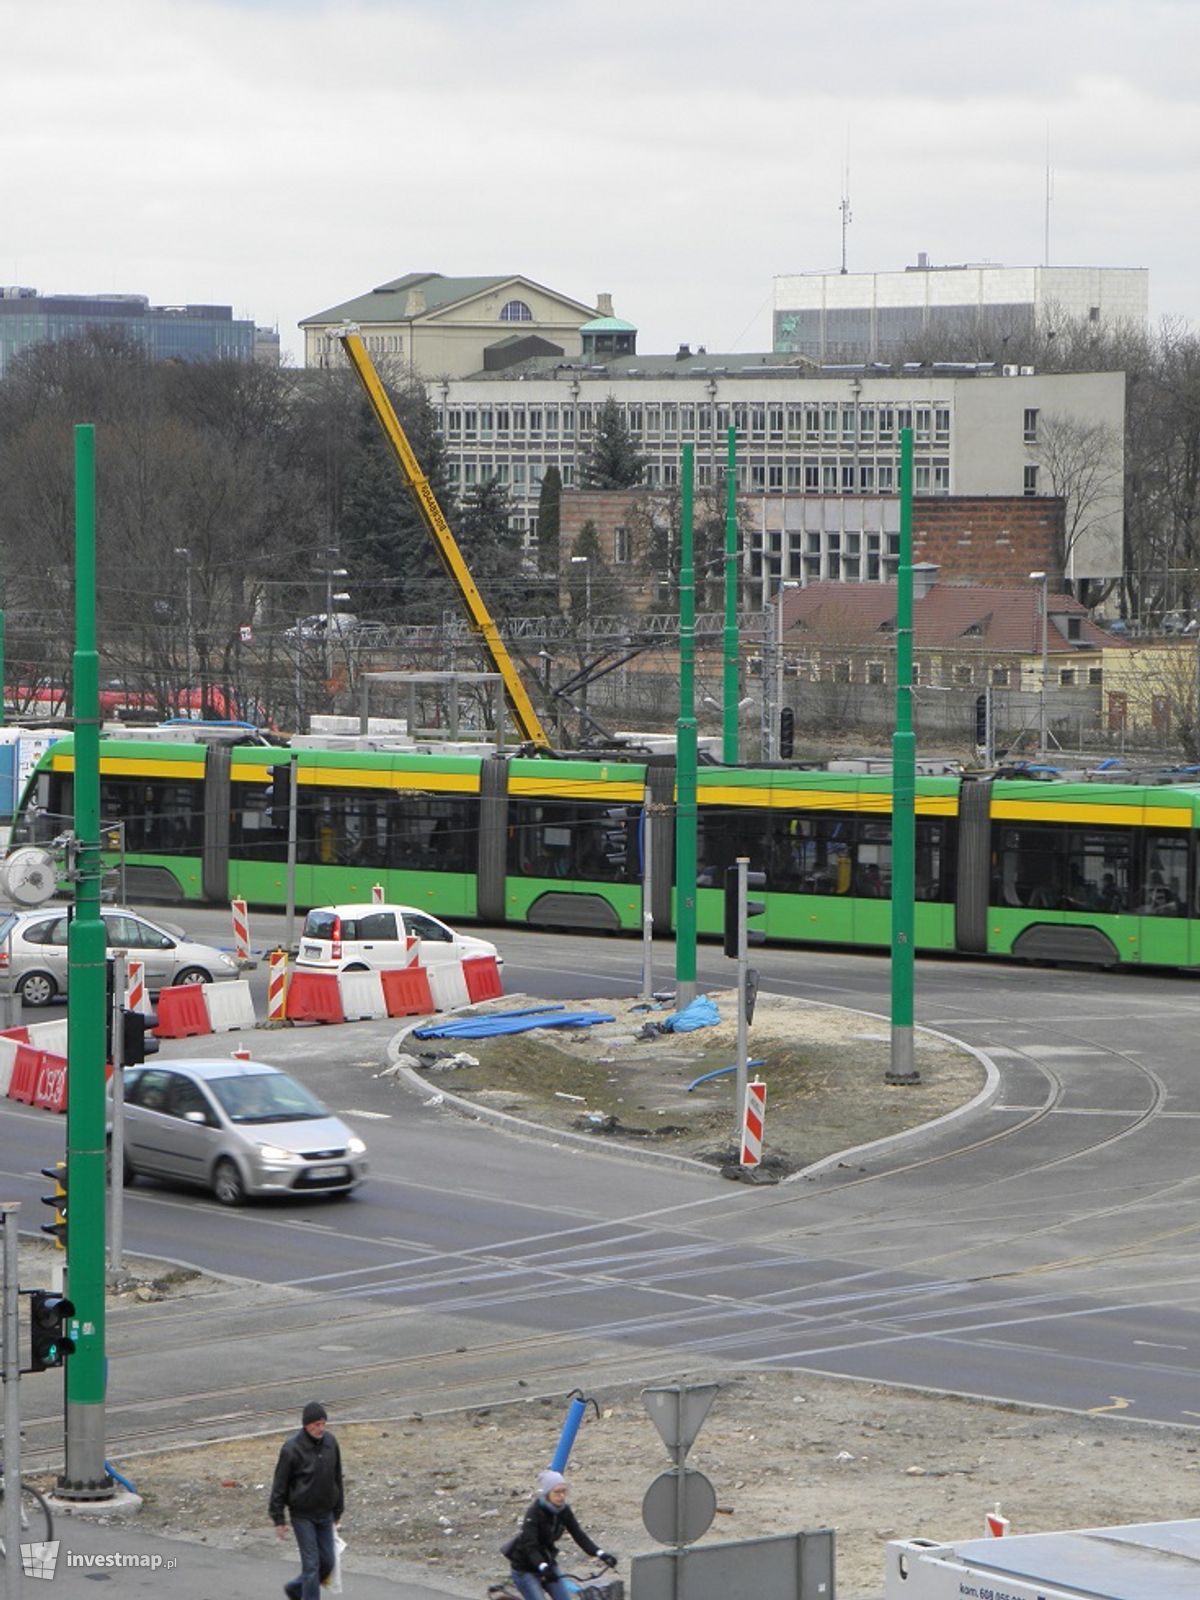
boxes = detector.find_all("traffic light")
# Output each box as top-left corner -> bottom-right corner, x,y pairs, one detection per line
975,691 -> 989,748
723,864 -> 767,958
267,763 -> 292,828
40,1162 -> 67,1249
29,1289 -> 75,1372
121,1007 -> 159,1067
779,707 -> 795,760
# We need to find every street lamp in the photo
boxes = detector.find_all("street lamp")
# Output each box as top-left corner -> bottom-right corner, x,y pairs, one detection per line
1029,570 -> 1049,757
324,562 -> 349,681
571,555 -> 591,735
173,547 -> 193,715
765,580 -> 800,760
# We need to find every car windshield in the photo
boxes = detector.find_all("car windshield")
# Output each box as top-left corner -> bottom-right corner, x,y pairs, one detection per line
207,1072 -> 327,1124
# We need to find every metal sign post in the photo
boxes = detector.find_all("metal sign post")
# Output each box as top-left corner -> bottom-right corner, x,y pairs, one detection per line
641,785 -> 654,1002
109,955 -> 127,1278
642,1384 -> 721,1600
3,1203 -> 23,1597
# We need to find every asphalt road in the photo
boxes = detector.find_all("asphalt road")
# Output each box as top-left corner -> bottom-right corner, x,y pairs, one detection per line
10,915 -> 1200,1469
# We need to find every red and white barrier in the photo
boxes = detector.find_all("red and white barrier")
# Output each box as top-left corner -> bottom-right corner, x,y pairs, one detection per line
0,1035 -> 20,1096
27,1018 -> 68,1057
371,883 -> 385,905
232,1047 -> 252,1061
985,1506 -> 1009,1538
427,962 -> 470,1010
338,971 -> 388,1021
267,949 -> 288,1022
127,960 -> 149,1015
202,978 -> 256,1033
231,898 -> 251,964
740,1076 -> 766,1168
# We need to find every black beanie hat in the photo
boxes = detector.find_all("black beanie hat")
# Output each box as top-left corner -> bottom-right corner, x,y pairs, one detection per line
302,1402 -> 328,1426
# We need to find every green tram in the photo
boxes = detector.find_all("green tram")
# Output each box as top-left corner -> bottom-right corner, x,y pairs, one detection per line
12,734 -> 1200,969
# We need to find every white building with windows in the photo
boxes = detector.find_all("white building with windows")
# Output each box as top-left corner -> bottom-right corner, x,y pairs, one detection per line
436,356 -> 1124,580
773,259 -> 1148,362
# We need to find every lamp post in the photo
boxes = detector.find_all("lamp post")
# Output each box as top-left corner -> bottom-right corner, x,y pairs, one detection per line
1029,570 -> 1049,756
571,554 -> 591,735
324,562 -> 349,681
765,580 -> 800,759
173,546 -> 193,715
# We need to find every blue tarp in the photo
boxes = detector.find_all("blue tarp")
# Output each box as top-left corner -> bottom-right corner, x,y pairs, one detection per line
413,1006 -> 616,1040
662,994 -> 721,1033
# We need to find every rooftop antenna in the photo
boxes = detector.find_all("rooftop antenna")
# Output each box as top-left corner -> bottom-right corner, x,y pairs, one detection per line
839,137 -> 852,274
1043,124 -> 1053,268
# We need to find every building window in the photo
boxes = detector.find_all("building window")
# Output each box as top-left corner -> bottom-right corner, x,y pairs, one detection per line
954,665 -> 973,685
614,526 -> 630,564
914,464 -> 931,493
805,406 -> 820,441
768,465 -> 783,490
934,407 -> 950,441
860,464 -> 875,491
841,464 -> 856,492
1024,464 -> 1039,496
1023,407 -> 1039,443
1089,666 -> 1103,686
914,407 -> 932,443
787,465 -> 804,490
500,300 -> 533,321
992,666 -> 1009,686
878,463 -> 894,492
1059,668 -> 1076,687
867,661 -> 886,685
933,464 -> 950,494
804,463 -> 819,492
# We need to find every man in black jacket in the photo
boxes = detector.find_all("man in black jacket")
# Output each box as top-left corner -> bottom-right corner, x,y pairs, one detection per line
270,1401 -> 345,1600
504,1470 -> 617,1600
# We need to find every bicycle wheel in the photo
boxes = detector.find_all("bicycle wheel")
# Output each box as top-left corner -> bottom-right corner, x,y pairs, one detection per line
0,1481 -> 54,1557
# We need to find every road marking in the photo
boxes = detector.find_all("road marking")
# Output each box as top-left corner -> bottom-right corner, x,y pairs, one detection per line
1087,1396 -> 1132,1413
338,1108 -> 393,1119
1133,1340 -> 1187,1350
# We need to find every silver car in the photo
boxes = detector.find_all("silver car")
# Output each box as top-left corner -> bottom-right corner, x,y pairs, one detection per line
0,906 -> 239,1008
118,1059 -> 367,1204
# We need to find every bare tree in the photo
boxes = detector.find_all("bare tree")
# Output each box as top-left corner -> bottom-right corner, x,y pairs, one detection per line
1033,412 -> 1123,599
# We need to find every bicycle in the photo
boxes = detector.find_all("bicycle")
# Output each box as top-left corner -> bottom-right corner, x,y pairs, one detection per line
0,1467 -> 54,1559
489,1565 -> 623,1600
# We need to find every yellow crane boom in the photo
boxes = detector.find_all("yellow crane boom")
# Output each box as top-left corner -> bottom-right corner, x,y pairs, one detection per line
337,326 -> 551,749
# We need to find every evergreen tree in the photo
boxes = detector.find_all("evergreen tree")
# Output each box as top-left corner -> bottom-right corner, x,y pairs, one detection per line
536,465 -> 562,574
579,396 -> 646,489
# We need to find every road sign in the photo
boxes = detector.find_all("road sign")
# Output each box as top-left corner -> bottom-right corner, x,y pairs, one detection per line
641,1468 -> 717,1546
240,624 -> 253,643
642,1383 -> 719,1456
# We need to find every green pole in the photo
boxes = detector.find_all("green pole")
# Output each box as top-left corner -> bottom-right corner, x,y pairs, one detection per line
675,442 -> 698,1006
64,423 -> 112,1496
0,606 -> 6,727
722,426 -> 739,764
887,427 -> 919,1085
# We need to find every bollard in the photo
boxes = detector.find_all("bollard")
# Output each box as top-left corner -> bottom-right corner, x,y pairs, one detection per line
371,883 -> 385,904
127,960 -> 149,1016
740,1076 -> 766,1168
266,948 -> 288,1025
231,898 -> 251,964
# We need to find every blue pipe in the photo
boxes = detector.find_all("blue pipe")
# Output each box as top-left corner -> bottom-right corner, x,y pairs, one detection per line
687,1059 -> 764,1092
550,1391 -> 600,1473
104,1460 -> 136,1493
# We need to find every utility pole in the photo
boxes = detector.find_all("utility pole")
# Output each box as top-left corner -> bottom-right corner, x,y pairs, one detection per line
722,426 -> 739,764
64,423 -> 113,1499
675,444 -> 698,1008
887,427 -> 918,1087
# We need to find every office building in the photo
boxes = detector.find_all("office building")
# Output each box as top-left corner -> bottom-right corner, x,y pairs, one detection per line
0,287 -> 257,377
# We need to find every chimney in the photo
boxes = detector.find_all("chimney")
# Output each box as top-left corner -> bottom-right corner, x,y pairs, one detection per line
405,286 -> 426,316
595,292 -> 614,318
916,251 -> 929,270
912,561 -> 939,600
676,342 -> 691,361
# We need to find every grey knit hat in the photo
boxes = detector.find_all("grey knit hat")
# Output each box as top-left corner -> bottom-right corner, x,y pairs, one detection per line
538,1470 -> 567,1493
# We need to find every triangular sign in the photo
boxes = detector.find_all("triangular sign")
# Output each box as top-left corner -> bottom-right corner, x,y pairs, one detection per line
642,1383 -> 720,1456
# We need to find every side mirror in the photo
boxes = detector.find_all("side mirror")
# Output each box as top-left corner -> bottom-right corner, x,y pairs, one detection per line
184,1110 -> 210,1125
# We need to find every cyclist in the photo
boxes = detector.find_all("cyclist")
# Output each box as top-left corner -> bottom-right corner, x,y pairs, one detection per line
503,1470 -> 617,1600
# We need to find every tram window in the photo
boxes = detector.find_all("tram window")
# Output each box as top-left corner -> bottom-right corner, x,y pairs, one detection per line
915,820 -> 952,901
1064,828 -> 1132,913
100,778 -> 202,854
697,806 -> 769,886
993,824 -> 1065,909
507,799 -> 636,883
1139,831 -> 1188,916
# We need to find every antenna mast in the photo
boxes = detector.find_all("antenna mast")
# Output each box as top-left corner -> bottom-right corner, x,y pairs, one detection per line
1043,125 -> 1053,267
839,143 -> 852,274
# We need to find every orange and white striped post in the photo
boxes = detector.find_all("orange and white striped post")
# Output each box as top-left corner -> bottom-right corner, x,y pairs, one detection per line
266,948 -> 288,1024
231,898 -> 251,964
231,1047 -> 252,1061
740,1076 -> 766,1168
371,883 -> 385,905
127,960 -> 149,1016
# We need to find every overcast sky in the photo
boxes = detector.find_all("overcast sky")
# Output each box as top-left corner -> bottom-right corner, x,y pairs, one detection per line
6,0 -> 1196,366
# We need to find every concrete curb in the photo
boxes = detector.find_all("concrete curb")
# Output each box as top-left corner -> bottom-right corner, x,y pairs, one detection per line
383,997 -> 1002,1184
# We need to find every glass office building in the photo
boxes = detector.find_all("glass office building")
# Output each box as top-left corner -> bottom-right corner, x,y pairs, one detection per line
0,288 -> 258,377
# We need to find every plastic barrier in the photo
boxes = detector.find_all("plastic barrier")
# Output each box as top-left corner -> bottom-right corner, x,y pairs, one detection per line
154,983 -> 212,1040
0,1028 -> 30,1044
463,956 -> 504,1003
8,1043 -> 43,1104
380,966 -> 434,1018
33,1053 -> 67,1113
203,979 -> 256,1033
427,962 -> 470,1011
283,971 -> 344,1025
0,1036 -> 20,1096
338,971 -> 388,1022
27,1019 -> 68,1057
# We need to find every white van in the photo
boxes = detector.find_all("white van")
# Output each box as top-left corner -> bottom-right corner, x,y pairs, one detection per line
295,904 -> 501,973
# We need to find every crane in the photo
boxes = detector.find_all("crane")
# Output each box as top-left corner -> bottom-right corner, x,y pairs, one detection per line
337,325 -> 551,749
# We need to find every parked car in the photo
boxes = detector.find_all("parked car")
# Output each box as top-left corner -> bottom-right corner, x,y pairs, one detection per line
0,906 -> 240,1007
295,903 -> 502,973
116,1058 -> 367,1204
285,612 -> 360,642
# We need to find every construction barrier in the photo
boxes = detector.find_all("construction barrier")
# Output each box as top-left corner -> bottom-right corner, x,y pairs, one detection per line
427,962 -> 471,1011
8,1044 -> 43,1105
231,898 -> 251,963
463,956 -> 504,1003
127,960 -> 149,1015
283,971 -> 345,1025
380,966 -> 434,1017
154,983 -> 212,1040
33,1054 -> 67,1113
27,1019 -> 68,1057
740,1076 -> 766,1168
267,950 -> 288,1022
232,1047 -> 252,1061
0,1027 -> 29,1044
339,970 -> 388,1022
0,1036 -> 19,1096
203,979 -> 257,1033
371,883 -> 385,904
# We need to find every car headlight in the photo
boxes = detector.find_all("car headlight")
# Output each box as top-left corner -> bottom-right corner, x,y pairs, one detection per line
347,1135 -> 367,1155
218,954 -> 238,969
256,1143 -> 303,1164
